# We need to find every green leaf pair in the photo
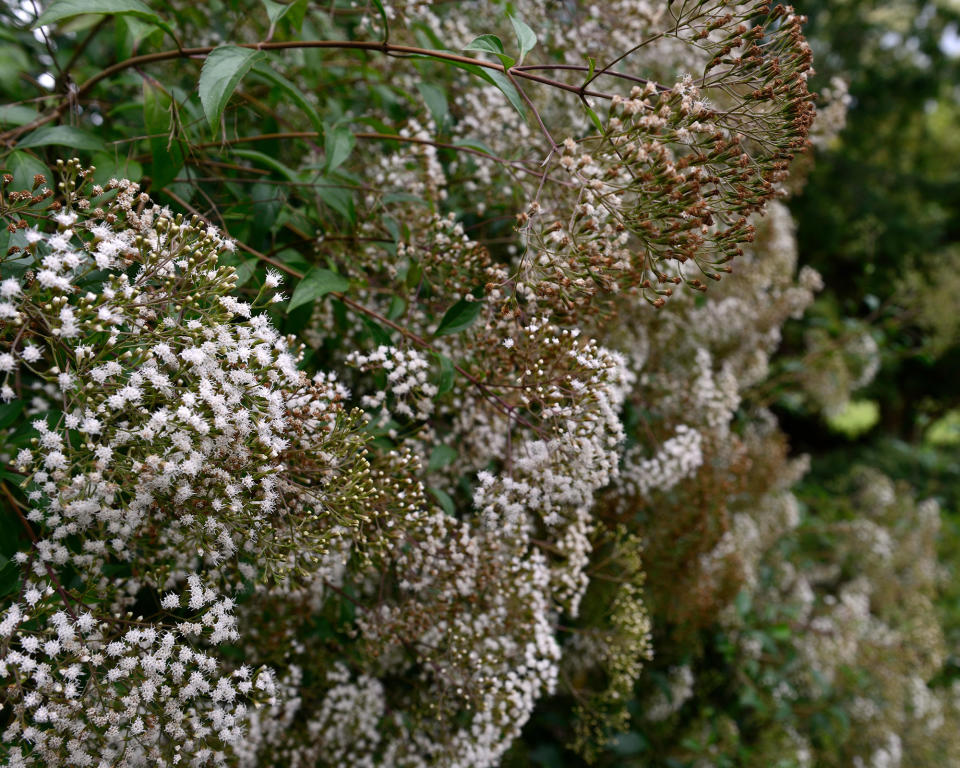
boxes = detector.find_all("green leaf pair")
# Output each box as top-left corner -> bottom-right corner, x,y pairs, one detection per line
464,15 -> 537,67
460,15 -> 538,119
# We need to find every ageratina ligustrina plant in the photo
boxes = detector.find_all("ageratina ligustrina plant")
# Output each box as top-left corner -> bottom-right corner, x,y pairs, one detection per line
0,1 -> 843,766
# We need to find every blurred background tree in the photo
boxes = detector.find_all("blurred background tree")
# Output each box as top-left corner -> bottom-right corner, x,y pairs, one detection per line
784,0 -> 960,657
783,0 -> 960,447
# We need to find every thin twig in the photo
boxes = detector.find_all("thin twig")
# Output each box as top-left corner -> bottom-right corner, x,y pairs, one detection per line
1,39 -> 616,145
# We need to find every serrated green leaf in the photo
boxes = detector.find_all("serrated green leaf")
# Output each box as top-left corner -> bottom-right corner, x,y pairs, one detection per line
416,82 -> 448,128
198,45 -> 265,134
17,125 -> 106,152
251,62 -> 323,134
143,78 -> 184,190
429,486 -> 456,515
325,123 -> 355,173
34,0 -> 173,38
287,267 -> 349,312
509,15 -> 537,63
434,298 -> 482,337
428,444 -> 457,472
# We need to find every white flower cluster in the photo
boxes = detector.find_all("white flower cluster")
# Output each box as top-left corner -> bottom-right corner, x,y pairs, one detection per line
0,174 -> 381,766
2,578 -> 275,768
347,344 -> 437,420
618,425 -> 704,501
645,665 -> 695,722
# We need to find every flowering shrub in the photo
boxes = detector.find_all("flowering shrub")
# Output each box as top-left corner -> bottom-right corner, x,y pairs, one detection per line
0,1 -> 954,767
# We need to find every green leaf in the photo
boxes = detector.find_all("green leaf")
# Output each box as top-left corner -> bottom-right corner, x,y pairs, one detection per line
435,353 -> 454,395
583,102 -> 604,133
735,589 -> 752,617
116,14 -> 162,56
0,105 -> 38,126
386,295 -> 406,320
382,215 -> 400,243
0,400 -> 23,430
5,151 -> 49,193
250,181 -> 283,243
316,182 -> 355,224
261,0 -> 306,26
232,259 -> 258,287
429,486 -> 456,515
251,62 -> 323,134
90,153 -> 142,186
34,0 -> 173,37
453,137 -> 496,155
287,267 -> 349,312
484,69 -> 525,116
416,82 -> 448,128
143,78 -> 184,190
428,444 -> 457,472
17,125 -> 106,152
362,316 -> 392,347
434,298 -> 482,337
370,0 -> 388,39
509,15 -> 537,64
768,624 -> 793,642
464,34 -> 515,69
381,192 -> 428,206
405,260 -> 421,289
324,123 -> 355,173
464,34 -> 505,55
0,556 -> 20,598
198,45 -> 265,135
420,56 -> 526,121
229,148 -> 300,183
